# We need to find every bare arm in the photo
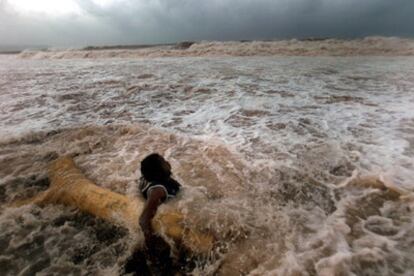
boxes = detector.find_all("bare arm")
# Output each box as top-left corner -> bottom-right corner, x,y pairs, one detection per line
139,187 -> 167,238
139,187 -> 172,264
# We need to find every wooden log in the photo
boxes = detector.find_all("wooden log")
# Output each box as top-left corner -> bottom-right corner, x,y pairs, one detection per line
13,157 -> 214,255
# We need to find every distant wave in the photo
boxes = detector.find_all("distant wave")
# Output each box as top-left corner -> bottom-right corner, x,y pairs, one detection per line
18,37 -> 414,59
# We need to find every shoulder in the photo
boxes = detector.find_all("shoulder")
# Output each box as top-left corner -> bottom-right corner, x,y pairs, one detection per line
147,185 -> 167,202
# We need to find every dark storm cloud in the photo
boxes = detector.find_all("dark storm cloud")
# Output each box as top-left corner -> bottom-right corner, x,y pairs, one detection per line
1,0 -> 413,47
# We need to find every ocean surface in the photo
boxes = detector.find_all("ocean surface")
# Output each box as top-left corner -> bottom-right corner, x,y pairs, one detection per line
1,38 -> 414,275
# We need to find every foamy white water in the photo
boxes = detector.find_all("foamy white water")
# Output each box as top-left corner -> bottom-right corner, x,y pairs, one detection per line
1,45 -> 414,275
18,37 -> 414,59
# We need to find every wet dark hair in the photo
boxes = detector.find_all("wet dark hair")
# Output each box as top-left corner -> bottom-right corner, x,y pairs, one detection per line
140,153 -> 172,182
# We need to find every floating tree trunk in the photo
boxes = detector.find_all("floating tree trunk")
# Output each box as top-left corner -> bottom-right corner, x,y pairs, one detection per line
13,157 -> 214,255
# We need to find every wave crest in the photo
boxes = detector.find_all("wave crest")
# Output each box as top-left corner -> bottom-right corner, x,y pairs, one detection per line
18,37 -> 414,59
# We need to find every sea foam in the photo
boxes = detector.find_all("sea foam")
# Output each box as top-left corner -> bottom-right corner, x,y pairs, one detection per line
17,37 -> 414,59
1,53 -> 413,275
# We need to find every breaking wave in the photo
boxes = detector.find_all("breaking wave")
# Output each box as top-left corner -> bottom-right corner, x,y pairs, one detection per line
17,37 -> 414,59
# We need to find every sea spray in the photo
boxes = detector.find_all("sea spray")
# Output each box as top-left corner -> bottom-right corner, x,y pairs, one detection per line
1,53 -> 413,274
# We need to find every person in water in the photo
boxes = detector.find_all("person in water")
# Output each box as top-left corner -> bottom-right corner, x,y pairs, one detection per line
138,153 -> 181,243
132,153 -> 182,276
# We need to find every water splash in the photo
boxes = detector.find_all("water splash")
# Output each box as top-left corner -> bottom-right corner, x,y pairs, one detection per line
0,53 -> 413,275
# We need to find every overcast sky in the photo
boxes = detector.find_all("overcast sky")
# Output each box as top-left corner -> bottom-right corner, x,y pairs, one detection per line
0,0 -> 413,47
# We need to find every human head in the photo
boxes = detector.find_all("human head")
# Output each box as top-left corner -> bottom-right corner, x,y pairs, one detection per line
140,153 -> 172,182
